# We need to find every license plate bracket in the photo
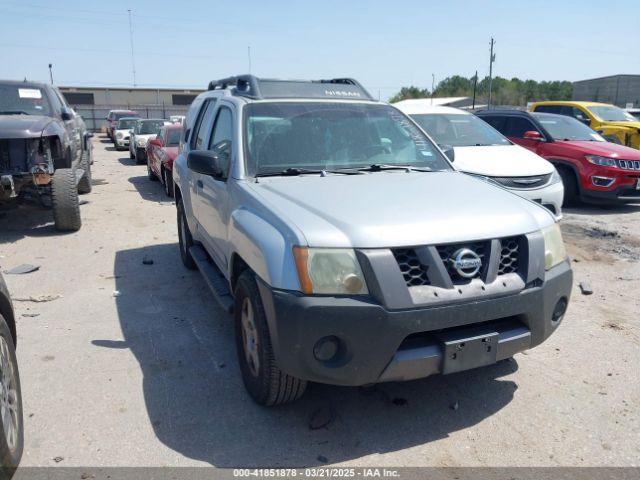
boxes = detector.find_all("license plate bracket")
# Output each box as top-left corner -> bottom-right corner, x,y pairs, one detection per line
439,331 -> 499,375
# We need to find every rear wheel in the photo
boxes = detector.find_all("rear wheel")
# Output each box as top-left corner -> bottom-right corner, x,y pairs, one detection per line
77,151 -> 92,194
177,198 -> 196,270
163,168 -> 174,198
558,166 -> 579,207
234,271 -> 307,406
0,314 -> 23,476
51,168 -> 81,231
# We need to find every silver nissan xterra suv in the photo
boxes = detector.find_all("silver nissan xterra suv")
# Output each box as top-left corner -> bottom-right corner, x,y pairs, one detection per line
173,75 -> 573,406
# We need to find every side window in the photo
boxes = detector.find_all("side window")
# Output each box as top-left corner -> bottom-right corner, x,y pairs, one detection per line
480,116 -> 506,134
534,105 -> 560,114
504,117 -> 536,138
208,106 -> 233,178
191,99 -> 217,150
571,107 -> 589,122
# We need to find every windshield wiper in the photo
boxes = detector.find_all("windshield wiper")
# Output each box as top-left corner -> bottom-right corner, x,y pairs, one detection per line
351,164 -> 432,173
255,167 -> 361,178
0,110 -> 29,115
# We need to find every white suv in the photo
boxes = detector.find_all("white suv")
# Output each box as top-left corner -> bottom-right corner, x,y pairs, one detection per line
394,101 -> 564,218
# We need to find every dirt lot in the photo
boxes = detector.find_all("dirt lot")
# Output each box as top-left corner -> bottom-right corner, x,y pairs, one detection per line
0,137 -> 639,468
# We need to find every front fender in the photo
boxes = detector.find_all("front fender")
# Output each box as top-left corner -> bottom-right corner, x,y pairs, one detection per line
228,208 -> 301,291
173,155 -> 197,233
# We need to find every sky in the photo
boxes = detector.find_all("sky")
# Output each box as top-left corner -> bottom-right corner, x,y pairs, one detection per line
1,0 -> 638,100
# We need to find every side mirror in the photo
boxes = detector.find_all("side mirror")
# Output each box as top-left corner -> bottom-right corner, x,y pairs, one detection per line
523,130 -> 544,141
440,144 -> 455,162
60,107 -> 73,121
187,150 -> 223,177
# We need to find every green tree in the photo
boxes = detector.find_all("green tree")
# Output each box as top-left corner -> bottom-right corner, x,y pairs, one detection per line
388,86 -> 430,103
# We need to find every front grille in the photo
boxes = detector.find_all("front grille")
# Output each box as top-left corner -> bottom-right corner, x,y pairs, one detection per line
498,237 -> 520,275
392,236 -> 524,288
436,241 -> 489,283
491,173 -> 552,189
392,249 -> 430,286
616,159 -> 640,170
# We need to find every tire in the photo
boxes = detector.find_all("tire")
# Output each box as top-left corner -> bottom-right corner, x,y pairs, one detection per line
163,168 -> 174,198
129,149 -> 134,160
177,198 -> 196,270
52,168 -> 81,231
558,166 -> 579,207
147,161 -> 158,181
0,314 -> 23,477
234,271 -> 307,406
77,151 -> 92,194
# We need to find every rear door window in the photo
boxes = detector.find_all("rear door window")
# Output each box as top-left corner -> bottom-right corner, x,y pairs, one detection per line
479,115 -> 506,134
503,117 -> 537,138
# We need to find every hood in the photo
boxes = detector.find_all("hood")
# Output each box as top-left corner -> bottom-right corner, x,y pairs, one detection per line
600,120 -> 640,131
249,171 -> 554,248
135,134 -> 156,142
554,140 -> 640,159
0,114 -> 53,139
452,144 -> 554,177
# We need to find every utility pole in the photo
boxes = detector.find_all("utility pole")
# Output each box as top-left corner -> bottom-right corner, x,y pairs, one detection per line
48,63 -> 54,85
472,70 -> 478,109
248,46 -> 252,74
488,37 -> 495,109
127,9 -> 137,87
431,73 -> 435,105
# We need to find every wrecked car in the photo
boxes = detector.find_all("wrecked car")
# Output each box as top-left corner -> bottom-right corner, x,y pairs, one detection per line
0,80 -> 92,231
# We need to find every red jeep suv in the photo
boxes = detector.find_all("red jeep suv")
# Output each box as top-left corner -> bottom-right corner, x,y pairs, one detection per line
476,110 -> 640,205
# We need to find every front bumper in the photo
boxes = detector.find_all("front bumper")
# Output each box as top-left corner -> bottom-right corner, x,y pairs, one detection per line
258,260 -> 573,386
507,181 -> 564,219
115,138 -> 130,147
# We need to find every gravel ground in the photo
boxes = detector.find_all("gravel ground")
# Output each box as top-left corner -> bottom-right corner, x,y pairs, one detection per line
0,137 -> 638,468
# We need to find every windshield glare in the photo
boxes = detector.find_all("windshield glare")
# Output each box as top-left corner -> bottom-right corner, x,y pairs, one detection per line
166,129 -> 181,146
0,84 -> 51,116
535,114 -> 605,142
137,120 -> 165,135
588,105 -> 636,122
410,113 -> 510,147
118,119 -> 137,130
243,103 -> 450,176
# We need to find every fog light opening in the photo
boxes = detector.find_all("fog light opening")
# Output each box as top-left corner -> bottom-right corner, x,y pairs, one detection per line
552,297 -> 568,323
313,336 -> 340,362
591,176 -> 615,187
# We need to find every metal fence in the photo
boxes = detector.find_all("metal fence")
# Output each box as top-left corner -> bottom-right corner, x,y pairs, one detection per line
70,104 -> 190,132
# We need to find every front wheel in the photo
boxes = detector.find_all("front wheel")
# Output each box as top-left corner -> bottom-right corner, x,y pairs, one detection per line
147,161 -> 158,181
558,166 -> 579,207
0,314 -> 24,475
177,198 -> 196,270
51,168 -> 81,231
234,271 -> 307,406
77,151 -> 92,194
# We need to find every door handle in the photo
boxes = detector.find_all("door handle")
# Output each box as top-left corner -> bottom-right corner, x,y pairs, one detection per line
196,180 -> 203,189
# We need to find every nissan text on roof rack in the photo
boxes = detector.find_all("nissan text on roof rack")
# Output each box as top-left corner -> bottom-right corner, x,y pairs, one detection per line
172,75 -> 573,406
394,101 -> 564,218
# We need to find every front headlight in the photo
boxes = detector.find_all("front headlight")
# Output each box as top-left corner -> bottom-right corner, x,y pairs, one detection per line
293,247 -> 368,295
137,138 -> 147,147
541,223 -> 567,270
116,132 -> 123,139
586,155 -> 617,167
549,168 -> 561,184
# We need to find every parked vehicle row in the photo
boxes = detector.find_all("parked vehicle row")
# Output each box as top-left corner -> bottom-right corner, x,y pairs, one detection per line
146,123 -> 181,197
171,75 -> 573,406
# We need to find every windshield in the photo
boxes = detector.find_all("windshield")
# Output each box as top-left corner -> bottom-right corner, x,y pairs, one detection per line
166,129 -> 181,146
0,83 -> 51,116
115,111 -> 138,120
136,120 -> 165,135
118,119 -> 137,130
243,102 -> 450,176
588,105 -> 636,122
534,113 -> 605,142
410,113 -> 510,147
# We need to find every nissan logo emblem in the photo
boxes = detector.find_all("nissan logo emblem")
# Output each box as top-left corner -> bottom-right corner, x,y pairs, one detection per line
451,248 -> 482,278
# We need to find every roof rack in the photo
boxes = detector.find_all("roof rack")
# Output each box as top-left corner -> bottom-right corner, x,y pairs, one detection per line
207,75 -> 374,101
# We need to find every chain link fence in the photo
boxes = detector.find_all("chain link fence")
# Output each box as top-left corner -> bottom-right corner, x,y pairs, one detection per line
71,104 -> 190,132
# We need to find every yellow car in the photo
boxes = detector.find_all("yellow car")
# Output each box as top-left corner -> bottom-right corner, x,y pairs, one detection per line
529,101 -> 640,149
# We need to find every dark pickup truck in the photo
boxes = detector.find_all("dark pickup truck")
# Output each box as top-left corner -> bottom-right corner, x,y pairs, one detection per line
0,80 -> 92,231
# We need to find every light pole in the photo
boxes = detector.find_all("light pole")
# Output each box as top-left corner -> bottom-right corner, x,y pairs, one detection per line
488,37 -> 495,108
48,63 -> 54,85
